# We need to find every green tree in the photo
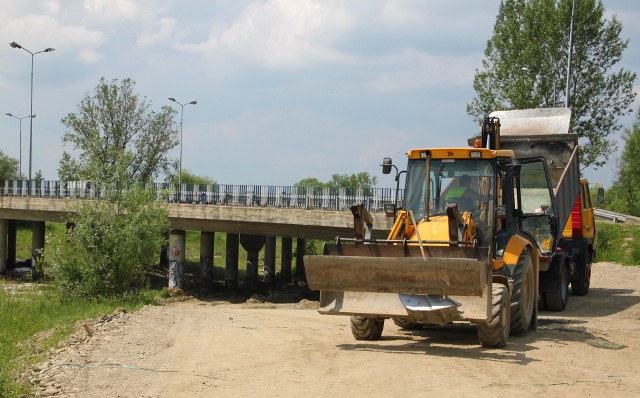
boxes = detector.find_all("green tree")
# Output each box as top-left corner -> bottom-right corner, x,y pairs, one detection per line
294,173 -> 377,189
328,172 -> 377,189
34,170 -> 43,182
467,0 -> 637,169
48,184 -> 170,298
0,150 -> 18,180
167,169 -> 216,185
606,107 -> 640,216
293,177 -> 325,187
59,77 -> 179,183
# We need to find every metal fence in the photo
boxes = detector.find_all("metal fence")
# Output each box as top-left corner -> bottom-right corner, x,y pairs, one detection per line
0,180 -> 403,213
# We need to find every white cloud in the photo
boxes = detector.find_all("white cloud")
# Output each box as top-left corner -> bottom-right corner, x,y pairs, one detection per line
186,0 -> 354,69
137,17 -> 177,46
366,48 -> 479,92
83,0 -> 141,20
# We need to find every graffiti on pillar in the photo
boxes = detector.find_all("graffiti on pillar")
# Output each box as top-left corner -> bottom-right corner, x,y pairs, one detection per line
168,234 -> 186,289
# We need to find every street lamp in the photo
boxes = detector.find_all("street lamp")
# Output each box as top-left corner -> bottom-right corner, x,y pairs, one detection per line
522,67 -> 558,107
9,41 -> 55,191
5,113 -> 36,179
168,97 -> 197,192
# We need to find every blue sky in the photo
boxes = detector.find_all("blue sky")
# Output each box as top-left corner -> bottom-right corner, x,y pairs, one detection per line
1,0 -> 638,188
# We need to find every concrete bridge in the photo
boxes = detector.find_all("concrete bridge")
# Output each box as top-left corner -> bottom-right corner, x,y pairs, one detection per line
0,180 -> 399,289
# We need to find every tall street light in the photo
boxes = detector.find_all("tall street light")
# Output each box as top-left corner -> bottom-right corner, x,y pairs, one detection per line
5,113 -> 36,179
9,41 -> 55,189
168,97 -> 197,190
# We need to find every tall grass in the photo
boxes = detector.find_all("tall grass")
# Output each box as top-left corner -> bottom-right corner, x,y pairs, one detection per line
595,221 -> 640,265
0,285 -> 155,397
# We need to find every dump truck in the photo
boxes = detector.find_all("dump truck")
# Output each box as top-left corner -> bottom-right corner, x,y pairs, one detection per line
304,107 -> 595,347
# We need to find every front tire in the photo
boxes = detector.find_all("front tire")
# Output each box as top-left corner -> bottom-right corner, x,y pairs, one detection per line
392,317 -> 421,330
510,249 -> 535,334
545,262 -> 569,311
478,283 -> 510,348
351,316 -> 384,340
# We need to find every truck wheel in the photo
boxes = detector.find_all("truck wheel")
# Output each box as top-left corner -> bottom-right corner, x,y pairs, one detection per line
392,317 -> 421,330
510,249 -> 535,335
478,283 -> 510,348
571,250 -> 592,296
351,316 -> 384,340
545,263 -> 569,311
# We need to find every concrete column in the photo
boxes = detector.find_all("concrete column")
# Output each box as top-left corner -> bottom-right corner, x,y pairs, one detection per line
225,233 -> 239,288
200,231 -> 215,286
281,237 -> 292,283
295,238 -> 306,280
0,219 -> 7,274
7,220 -> 16,269
159,230 -> 170,267
264,236 -> 276,282
240,234 -> 266,290
168,229 -> 186,289
32,221 -> 45,280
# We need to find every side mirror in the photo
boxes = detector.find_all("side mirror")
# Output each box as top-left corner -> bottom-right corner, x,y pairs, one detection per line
381,158 -> 393,175
596,187 -> 604,205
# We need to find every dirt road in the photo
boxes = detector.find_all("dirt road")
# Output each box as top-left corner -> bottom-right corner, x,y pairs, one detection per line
32,262 -> 640,397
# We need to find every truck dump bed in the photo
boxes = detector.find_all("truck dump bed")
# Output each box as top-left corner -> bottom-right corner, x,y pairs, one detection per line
488,108 -> 580,233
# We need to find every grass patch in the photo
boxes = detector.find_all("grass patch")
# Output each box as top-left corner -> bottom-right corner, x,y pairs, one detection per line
595,221 -> 640,265
0,283 -> 157,397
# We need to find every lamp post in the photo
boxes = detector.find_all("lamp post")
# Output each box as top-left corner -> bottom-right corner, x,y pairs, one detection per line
522,67 -> 558,107
9,41 -> 55,191
5,113 -> 36,179
168,97 -> 197,192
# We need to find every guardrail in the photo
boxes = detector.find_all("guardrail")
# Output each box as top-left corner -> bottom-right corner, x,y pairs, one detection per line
594,209 -> 640,225
0,180 -> 403,213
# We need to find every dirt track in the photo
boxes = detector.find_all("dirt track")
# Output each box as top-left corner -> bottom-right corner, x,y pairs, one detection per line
32,262 -> 640,397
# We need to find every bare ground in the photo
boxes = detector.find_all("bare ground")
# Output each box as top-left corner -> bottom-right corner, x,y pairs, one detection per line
30,262 -> 640,397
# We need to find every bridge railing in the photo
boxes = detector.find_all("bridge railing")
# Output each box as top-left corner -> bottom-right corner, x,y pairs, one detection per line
0,180 -> 404,213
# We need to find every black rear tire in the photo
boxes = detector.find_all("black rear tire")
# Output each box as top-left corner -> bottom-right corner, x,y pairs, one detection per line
478,283 -> 510,348
545,263 -> 569,311
571,250 -> 592,296
351,316 -> 385,340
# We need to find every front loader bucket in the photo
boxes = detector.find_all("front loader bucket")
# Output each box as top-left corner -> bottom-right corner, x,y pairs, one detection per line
305,244 -> 488,297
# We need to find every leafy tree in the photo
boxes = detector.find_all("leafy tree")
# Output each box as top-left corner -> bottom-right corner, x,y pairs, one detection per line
34,170 -> 43,182
294,173 -> 377,189
0,150 -> 18,180
467,0 -> 637,169
327,172 -> 377,189
605,107 -> 640,216
167,169 -> 216,185
59,77 -> 179,183
293,177 -> 325,187
48,184 -> 170,298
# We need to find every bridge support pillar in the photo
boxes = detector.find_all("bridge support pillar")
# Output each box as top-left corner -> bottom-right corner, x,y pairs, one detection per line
264,236 -> 276,283
7,220 -> 16,269
295,238 -> 306,281
31,221 -> 45,280
168,229 -> 186,289
281,237 -> 292,283
200,231 -> 215,287
160,230 -> 169,267
240,234 -> 266,290
0,219 -> 7,274
225,233 -> 239,288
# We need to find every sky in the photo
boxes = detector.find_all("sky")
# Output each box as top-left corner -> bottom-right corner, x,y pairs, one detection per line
1,0 -> 638,189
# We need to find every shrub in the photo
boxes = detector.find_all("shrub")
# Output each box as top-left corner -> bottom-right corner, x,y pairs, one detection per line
47,185 -> 169,298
